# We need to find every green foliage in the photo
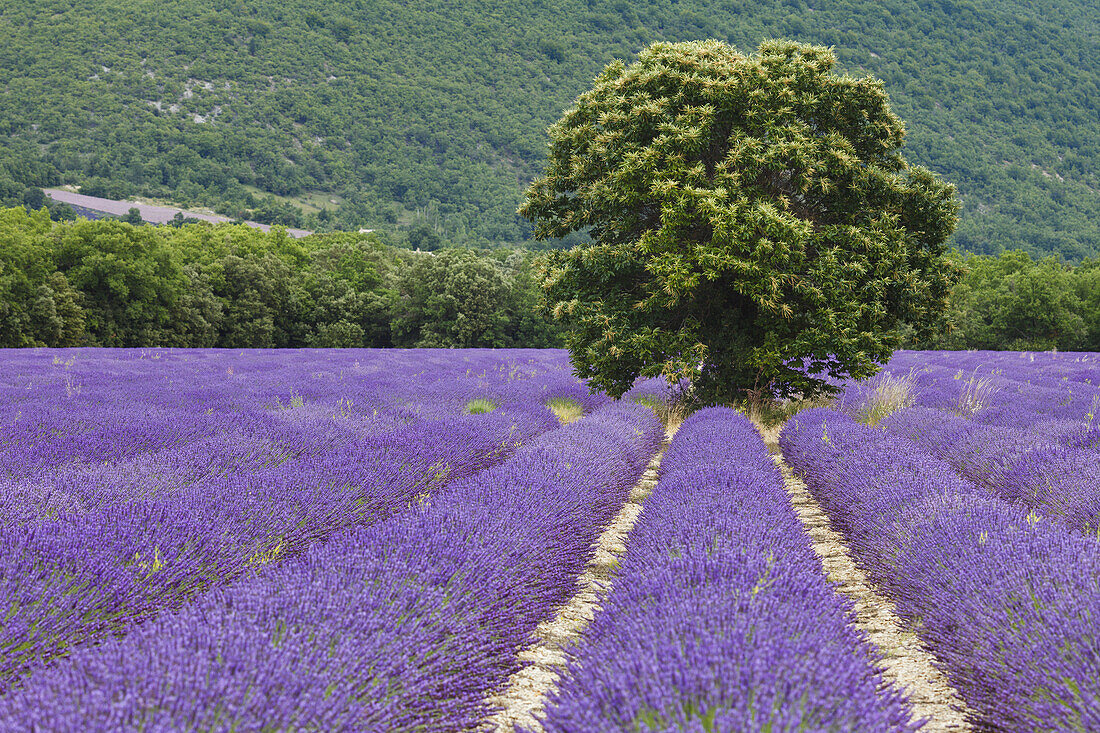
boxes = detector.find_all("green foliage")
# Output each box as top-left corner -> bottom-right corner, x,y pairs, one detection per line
464,398 -> 497,415
0,0 -> 1094,256
4,201 -> 1096,353
120,207 -> 144,225
912,249 -> 1100,351
390,248 -> 560,348
407,225 -> 444,252
53,218 -> 189,346
302,235 -> 394,347
21,187 -> 46,210
523,40 -> 960,405
0,208 -> 557,348
0,208 -> 87,346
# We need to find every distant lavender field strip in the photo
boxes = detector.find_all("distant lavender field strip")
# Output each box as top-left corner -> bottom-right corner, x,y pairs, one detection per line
0,402 -> 664,731
1,349 -> 606,487
782,408 -> 1100,731
0,349 -> 597,691
537,407 -> 918,733
0,349 -> 592,518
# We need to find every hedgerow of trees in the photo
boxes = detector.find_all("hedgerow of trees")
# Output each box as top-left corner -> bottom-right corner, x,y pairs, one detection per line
0,0 -> 1096,258
1,206 -> 1097,353
909,250 -> 1100,352
0,207 -> 559,349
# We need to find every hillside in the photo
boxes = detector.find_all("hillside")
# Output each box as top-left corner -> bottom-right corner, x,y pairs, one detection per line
0,0 -> 1097,257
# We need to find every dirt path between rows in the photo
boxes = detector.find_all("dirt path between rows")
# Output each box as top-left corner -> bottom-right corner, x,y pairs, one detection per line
758,424 -> 973,732
481,434 -> 673,732
482,421 -> 972,732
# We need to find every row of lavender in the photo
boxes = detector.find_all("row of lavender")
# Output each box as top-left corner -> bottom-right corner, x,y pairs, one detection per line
0,349 -> 612,696
1,401 -> 663,729
536,408 -> 920,732
782,408 -> 1100,731
1,348 -> 608,489
845,350 -> 1100,533
841,349 -> 1100,425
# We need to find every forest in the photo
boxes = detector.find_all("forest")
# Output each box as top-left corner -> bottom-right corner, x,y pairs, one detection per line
1,207 -> 1097,353
0,0 -> 1097,259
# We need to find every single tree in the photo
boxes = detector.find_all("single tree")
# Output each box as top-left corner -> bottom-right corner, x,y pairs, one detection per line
330,18 -> 356,43
21,187 -> 46,210
520,39 -> 960,405
407,224 -> 443,252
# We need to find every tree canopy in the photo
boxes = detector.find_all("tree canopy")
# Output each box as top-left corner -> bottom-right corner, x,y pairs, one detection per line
522,39 -> 960,405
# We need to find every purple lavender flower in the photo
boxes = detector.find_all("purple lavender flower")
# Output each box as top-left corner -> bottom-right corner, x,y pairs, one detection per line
538,408 -> 919,732
782,409 -> 1100,731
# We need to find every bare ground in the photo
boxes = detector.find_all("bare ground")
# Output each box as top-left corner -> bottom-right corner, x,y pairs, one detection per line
758,424 -> 973,732
480,433 -> 673,732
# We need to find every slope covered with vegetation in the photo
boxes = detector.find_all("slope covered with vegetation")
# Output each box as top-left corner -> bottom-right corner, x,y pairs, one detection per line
0,0 -> 1096,257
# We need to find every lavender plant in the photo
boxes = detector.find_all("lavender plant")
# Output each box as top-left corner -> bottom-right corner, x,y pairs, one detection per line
537,407 -> 919,732
0,402 -> 664,730
782,409 -> 1100,731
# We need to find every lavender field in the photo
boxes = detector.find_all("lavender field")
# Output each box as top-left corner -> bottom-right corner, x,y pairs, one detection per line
1,348 -> 1098,731
797,349 -> 1100,731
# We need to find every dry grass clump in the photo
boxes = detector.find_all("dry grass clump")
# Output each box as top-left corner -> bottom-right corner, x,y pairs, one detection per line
632,394 -> 688,433
742,394 -> 835,428
857,370 -> 917,426
546,397 -> 584,425
954,369 -> 998,416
